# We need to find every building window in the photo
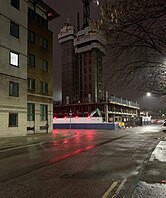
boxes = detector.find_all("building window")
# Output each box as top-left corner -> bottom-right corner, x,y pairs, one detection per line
27,103 -> 35,121
28,53 -> 35,67
11,0 -> 19,9
10,51 -> 19,67
28,30 -> 35,43
40,81 -> 48,93
9,113 -> 18,127
10,21 -> 19,38
27,78 -> 35,91
39,37 -> 48,49
9,81 -> 19,97
40,104 -> 48,121
40,59 -> 48,71
28,8 -> 48,28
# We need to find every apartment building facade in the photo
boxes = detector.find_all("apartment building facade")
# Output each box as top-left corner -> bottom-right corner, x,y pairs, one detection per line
0,0 -> 28,137
0,0 -> 58,137
58,24 -> 106,104
27,1 -> 58,134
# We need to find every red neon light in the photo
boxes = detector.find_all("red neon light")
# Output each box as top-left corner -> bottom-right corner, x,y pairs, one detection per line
54,117 -> 57,120
48,13 -> 52,17
64,116 -> 67,119
75,116 -> 78,119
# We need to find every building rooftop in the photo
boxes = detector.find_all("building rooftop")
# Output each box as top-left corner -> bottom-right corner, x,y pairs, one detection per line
30,0 -> 60,20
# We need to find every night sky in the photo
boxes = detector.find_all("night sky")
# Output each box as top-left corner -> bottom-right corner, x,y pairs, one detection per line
45,0 -> 100,101
45,0 -> 164,112
45,0 -> 82,101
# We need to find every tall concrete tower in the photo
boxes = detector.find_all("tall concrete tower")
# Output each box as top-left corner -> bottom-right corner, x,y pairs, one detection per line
58,24 -> 76,104
58,0 -> 106,104
74,27 -> 106,103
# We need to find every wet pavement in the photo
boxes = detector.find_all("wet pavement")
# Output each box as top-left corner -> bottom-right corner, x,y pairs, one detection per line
0,130 -> 75,151
0,127 -> 166,198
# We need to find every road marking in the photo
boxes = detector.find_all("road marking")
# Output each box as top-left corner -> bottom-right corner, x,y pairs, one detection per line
115,178 -> 127,194
0,144 -> 38,153
101,181 -> 118,198
102,179 -> 127,198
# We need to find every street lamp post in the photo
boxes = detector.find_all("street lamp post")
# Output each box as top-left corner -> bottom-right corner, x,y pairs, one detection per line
69,109 -> 72,130
142,92 -> 151,109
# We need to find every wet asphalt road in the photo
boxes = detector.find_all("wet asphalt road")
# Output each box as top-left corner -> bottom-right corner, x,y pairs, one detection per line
0,125 -> 165,198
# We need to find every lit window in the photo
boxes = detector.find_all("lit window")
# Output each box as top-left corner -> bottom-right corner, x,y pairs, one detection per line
40,81 -> 48,93
9,81 -> 19,97
11,0 -> 19,9
10,51 -> 19,66
9,113 -> 18,127
40,104 -> 48,121
27,78 -> 35,91
27,103 -> 35,121
10,21 -> 19,38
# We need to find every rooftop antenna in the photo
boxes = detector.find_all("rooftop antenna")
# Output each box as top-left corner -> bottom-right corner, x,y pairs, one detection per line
64,17 -> 69,26
77,12 -> 80,31
66,17 -> 69,25
82,0 -> 91,29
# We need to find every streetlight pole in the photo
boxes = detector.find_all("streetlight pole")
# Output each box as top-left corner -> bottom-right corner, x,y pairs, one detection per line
69,109 -> 72,130
142,92 -> 151,109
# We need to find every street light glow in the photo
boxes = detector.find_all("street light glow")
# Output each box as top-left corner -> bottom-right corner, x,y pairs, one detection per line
93,0 -> 100,6
146,92 -> 151,97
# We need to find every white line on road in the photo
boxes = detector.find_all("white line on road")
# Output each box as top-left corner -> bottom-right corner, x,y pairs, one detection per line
115,178 -> 127,194
101,179 -> 127,198
0,142 -> 44,153
101,181 -> 118,198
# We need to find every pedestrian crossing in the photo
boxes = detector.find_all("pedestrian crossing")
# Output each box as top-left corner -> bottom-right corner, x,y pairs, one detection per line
101,179 -> 127,198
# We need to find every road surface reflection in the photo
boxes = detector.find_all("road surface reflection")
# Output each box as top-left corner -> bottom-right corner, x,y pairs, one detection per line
48,144 -> 95,163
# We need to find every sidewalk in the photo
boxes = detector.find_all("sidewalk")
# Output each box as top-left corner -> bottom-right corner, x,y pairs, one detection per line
0,131 -> 75,151
132,137 -> 166,198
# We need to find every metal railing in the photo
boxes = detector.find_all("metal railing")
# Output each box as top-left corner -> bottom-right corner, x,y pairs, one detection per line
109,95 -> 140,108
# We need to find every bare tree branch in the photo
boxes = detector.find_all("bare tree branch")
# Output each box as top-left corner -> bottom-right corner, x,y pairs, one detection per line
94,0 -> 166,96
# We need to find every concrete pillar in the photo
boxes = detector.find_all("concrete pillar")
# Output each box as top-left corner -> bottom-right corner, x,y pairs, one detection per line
105,104 -> 108,123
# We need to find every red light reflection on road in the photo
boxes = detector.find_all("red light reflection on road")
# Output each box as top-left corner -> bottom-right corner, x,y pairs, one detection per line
49,129 -> 98,164
52,129 -> 96,148
49,144 -> 95,164
63,139 -> 68,144
86,130 -> 95,141
52,129 -> 72,138
71,129 -> 95,144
